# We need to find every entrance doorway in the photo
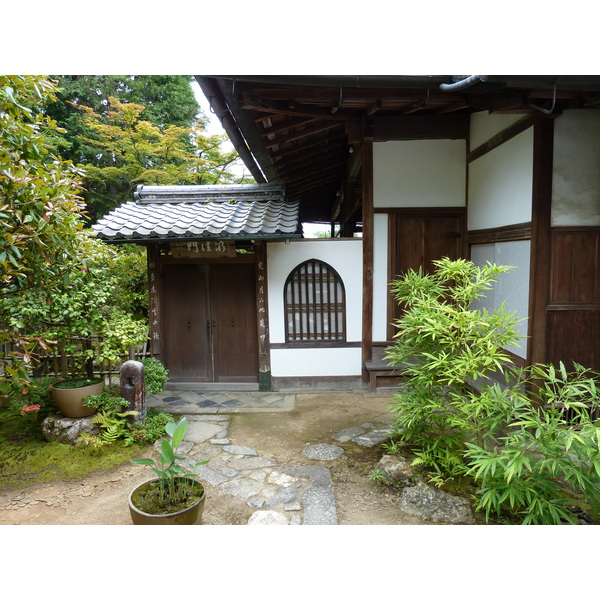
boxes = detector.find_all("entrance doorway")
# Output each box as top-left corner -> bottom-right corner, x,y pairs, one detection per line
162,263 -> 258,383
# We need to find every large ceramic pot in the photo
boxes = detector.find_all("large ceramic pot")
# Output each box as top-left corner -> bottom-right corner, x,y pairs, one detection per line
128,478 -> 206,525
50,378 -> 105,418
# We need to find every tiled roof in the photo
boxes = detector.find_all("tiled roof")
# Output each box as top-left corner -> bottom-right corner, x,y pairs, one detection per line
92,183 -> 301,242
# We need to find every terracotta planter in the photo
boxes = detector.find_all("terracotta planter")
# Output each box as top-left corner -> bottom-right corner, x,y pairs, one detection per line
50,378 -> 105,418
128,478 -> 206,525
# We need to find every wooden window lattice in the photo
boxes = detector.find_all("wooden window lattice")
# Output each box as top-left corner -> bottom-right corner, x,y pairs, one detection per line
284,259 -> 346,342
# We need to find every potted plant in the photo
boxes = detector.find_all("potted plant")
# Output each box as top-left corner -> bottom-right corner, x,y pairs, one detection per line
50,377 -> 105,418
129,417 -> 209,525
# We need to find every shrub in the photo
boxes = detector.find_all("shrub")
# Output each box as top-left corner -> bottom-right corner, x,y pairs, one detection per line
387,258 -> 600,524
141,357 -> 169,394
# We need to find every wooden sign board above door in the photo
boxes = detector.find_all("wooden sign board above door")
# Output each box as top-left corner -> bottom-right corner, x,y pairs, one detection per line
170,240 -> 237,258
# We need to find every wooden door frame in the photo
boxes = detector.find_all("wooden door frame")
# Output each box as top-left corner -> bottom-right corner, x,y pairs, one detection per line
149,245 -> 269,387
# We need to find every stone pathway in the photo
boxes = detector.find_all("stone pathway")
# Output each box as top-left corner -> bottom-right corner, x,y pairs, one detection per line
147,391 -> 296,414
176,412 -> 396,525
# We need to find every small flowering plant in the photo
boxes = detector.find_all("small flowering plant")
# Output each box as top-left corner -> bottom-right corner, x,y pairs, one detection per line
1,375 -> 56,418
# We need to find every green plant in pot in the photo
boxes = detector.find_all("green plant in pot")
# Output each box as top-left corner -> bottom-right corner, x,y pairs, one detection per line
129,417 -> 209,524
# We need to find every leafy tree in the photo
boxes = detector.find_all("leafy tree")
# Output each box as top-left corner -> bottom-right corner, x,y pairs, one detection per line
0,75 -> 99,387
44,75 -> 202,165
76,96 -> 246,219
0,76 -> 149,399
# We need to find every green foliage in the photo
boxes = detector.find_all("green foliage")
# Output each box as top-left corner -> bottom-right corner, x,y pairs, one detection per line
131,416 -> 208,507
141,357 -> 169,394
45,76 -> 202,165
463,363 -> 600,525
0,404 -> 142,491
81,389 -> 171,447
71,94 -> 248,220
387,258 -> 520,478
0,75 -> 100,386
387,258 -> 600,524
1,374 -> 56,417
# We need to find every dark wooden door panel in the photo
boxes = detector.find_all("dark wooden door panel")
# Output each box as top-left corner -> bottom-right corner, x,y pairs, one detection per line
162,264 -> 211,381
387,213 -> 464,339
211,263 -> 258,382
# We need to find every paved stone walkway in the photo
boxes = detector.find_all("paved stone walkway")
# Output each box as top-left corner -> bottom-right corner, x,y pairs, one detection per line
147,391 -> 296,414
173,410 -> 395,525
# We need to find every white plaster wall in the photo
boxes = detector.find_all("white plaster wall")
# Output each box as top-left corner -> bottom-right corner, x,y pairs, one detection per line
470,111 -> 525,149
468,128 -> 534,230
373,140 -> 467,208
552,109 -> 600,226
470,240 -> 531,359
266,239 -> 363,377
270,347 -> 362,377
372,213 -> 389,341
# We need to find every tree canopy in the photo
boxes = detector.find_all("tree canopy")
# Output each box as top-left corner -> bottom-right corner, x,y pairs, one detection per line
44,75 -> 202,164
45,75 -> 251,220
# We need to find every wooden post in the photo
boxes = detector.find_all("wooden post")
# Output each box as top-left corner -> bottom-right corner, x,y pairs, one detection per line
362,134 -> 374,383
147,245 -> 162,359
255,242 -> 271,391
528,118 -> 555,367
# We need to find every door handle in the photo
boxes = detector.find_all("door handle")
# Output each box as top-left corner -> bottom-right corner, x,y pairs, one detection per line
187,320 -> 192,329
231,319 -> 235,327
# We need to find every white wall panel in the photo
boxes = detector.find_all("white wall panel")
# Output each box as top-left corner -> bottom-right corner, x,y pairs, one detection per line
373,140 -> 466,208
468,129 -> 534,230
552,109 -> 600,226
470,240 -> 531,359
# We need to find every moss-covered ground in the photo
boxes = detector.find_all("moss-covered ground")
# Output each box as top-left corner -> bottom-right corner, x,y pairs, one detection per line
0,407 -> 144,492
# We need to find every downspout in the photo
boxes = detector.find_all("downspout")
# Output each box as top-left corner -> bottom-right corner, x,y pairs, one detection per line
440,75 -> 488,91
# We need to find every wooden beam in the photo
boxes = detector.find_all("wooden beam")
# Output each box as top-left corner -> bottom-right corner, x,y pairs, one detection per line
240,93 -> 354,121
468,112 -> 553,163
373,114 -> 470,141
264,121 -> 343,149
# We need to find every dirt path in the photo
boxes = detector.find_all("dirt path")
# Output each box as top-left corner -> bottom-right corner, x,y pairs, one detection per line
0,390 -> 429,525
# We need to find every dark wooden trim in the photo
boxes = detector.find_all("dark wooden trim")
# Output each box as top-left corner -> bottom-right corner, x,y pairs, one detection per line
374,206 -> 465,216
468,113 -> 545,163
552,226 -> 600,234
362,138 -> 374,381
254,241 -> 271,391
527,119 -> 555,366
468,222 -> 532,245
547,304 -> 600,311
147,245 -> 162,358
503,348 -> 526,369
270,341 -> 362,349
373,114 -> 470,141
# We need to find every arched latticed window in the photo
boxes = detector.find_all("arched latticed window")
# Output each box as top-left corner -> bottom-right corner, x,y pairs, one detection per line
284,259 -> 346,342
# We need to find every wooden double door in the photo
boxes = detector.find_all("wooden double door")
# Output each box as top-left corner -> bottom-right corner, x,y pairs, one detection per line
162,263 -> 258,383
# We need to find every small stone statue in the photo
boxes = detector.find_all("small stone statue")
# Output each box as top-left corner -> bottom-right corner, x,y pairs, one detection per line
120,360 -> 145,424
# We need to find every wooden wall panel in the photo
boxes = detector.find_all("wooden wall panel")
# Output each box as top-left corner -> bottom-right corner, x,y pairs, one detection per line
546,309 -> 600,370
550,229 -> 600,304
546,227 -> 600,371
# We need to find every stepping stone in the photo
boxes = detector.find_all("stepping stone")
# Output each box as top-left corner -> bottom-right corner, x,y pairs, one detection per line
352,427 -> 393,447
228,456 -> 277,470
332,427 -> 366,443
248,510 -> 289,525
302,443 -> 344,460
220,477 -> 265,501
279,466 -> 338,525
223,444 -> 258,456
184,421 -> 225,443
